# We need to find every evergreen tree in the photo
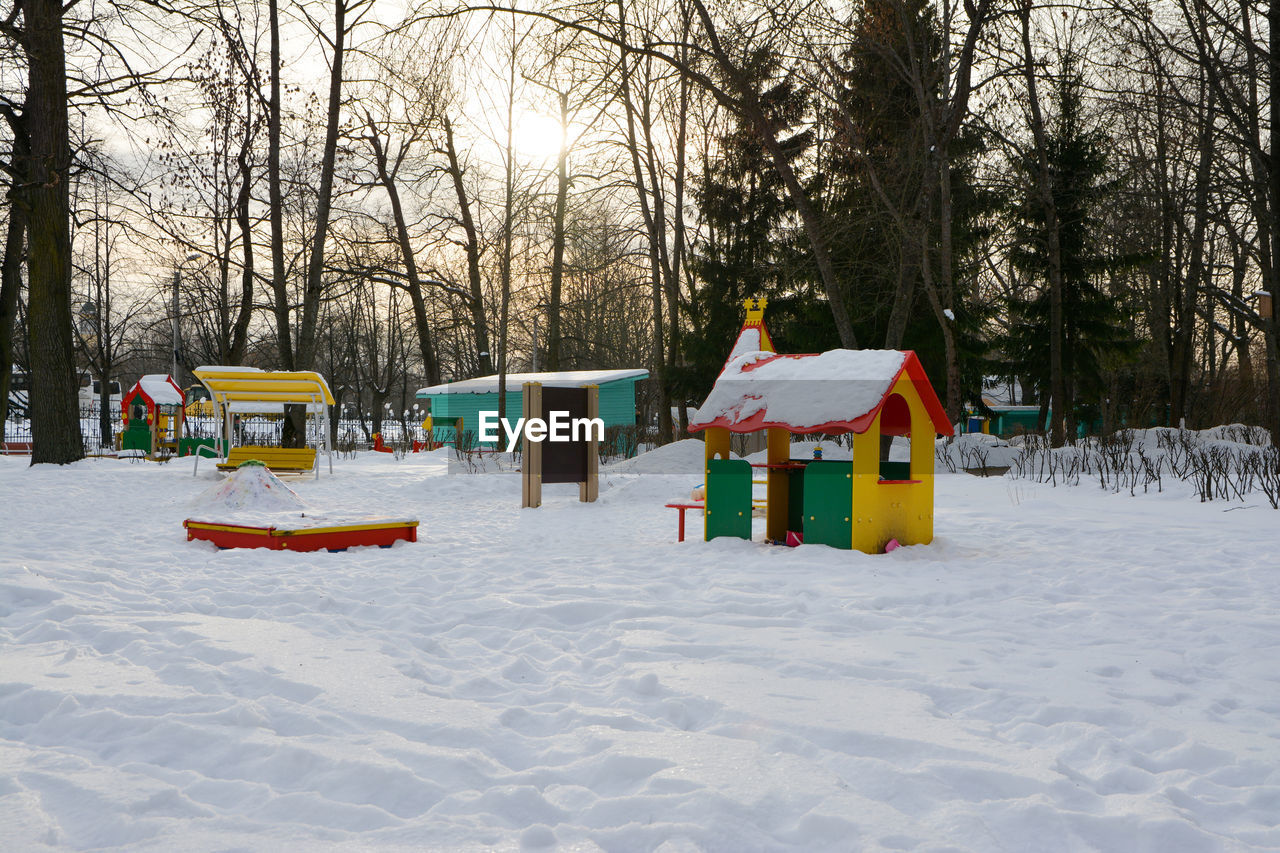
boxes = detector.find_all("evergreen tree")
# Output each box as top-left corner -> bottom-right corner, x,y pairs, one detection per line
823,0 -> 934,349
676,52 -> 833,406
1004,65 -> 1137,435
825,0 -> 994,402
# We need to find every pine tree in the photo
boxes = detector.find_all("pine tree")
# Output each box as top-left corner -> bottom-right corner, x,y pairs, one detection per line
1005,65 -> 1137,435
824,0 -> 994,401
823,0 -> 934,348
676,51 -> 833,405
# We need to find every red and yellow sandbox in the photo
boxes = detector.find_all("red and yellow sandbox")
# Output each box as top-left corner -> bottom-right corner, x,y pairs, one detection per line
184,518 -> 418,551
186,458 -> 418,552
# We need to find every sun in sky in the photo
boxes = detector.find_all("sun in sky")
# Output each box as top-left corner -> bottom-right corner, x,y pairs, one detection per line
509,109 -> 567,165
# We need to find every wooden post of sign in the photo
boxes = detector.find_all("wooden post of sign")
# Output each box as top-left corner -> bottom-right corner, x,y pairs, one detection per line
580,385 -> 599,502
522,382 -> 543,507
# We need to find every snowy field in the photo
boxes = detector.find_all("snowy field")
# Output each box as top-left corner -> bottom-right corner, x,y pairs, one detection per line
2,443 -> 1278,852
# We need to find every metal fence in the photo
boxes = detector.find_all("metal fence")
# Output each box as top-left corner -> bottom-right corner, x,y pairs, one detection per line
1,407 -> 433,455
2,407 -> 648,459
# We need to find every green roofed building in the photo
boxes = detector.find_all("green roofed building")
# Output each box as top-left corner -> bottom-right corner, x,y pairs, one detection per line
416,369 -> 648,455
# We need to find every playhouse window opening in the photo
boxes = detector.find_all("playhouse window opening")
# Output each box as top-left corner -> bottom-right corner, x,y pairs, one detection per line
879,393 -> 912,481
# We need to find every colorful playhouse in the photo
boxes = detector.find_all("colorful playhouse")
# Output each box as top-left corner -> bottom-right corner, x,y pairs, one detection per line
120,375 -> 186,457
688,299 -> 954,553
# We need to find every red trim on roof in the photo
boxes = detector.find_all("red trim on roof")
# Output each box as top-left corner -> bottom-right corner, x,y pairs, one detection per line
690,351 -> 954,437
901,352 -> 954,437
719,320 -> 776,375
122,376 -> 185,412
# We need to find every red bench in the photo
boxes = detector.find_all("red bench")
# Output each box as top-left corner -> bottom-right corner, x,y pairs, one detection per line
664,503 -> 703,542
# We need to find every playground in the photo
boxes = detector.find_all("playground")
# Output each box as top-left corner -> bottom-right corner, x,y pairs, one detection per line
2,443 -> 1279,851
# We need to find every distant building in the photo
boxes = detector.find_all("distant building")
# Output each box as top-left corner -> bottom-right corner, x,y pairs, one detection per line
416,369 -> 649,451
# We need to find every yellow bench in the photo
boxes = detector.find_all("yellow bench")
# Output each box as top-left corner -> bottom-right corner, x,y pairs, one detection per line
216,446 -> 317,473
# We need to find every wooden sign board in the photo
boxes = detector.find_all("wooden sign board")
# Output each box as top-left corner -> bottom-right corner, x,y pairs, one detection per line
521,382 -> 599,508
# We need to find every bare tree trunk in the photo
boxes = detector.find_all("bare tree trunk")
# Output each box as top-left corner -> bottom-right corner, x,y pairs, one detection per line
667,17 -> 692,435
1151,70 -> 1176,423
911,123 -> 962,422
94,188 -> 112,448
22,0 -> 83,464
1229,238 -> 1253,404
935,134 -> 962,421
1019,4 -> 1067,447
616,0 -> 673,443
884,250 -> 917,350
230,144 -> 254,364
1173,75 -> 1215,427
546,92 -> 569,372
365,117 -> 440,386
297,0 -> 350,371
0,104 -> 28,439
0,199 -> 25,439
442,116 -> 494,376
267,0 -> 292,371
497,19 -> 518,426
1267,0 -> 1280,444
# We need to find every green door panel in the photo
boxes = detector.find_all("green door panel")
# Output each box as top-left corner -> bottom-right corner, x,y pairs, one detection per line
706,458 -> 752,541
802,461 -> 852,549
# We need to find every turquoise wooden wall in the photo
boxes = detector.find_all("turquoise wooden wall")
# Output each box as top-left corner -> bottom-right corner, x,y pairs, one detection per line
420,378 -> 639,448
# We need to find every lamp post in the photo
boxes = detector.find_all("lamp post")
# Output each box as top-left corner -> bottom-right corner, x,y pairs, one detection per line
172,253 -> 200,384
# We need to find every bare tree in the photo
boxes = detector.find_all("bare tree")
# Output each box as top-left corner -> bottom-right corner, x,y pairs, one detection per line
71,160 -> 149,448
12,0 -> 83,462
439,113 -> 496,378
0,108 -> 26,437
355,28 -> 452,386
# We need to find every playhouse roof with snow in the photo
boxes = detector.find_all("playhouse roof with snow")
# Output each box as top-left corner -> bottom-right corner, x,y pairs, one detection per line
688,309 -> 952,437
123,374 -> 185,410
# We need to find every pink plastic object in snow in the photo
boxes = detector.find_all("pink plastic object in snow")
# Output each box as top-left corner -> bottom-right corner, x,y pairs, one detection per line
884,538 -> 901,553
786,531 -> 804,547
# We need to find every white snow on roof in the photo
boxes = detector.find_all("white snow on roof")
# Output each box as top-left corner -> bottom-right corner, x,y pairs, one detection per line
136,374 -> 184,405
691,349 -> 907,430
418,369 -> 648,396
726,328 -> 762,364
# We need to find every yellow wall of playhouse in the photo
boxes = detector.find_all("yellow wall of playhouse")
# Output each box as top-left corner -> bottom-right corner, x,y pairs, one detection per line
765,427 -> 791,542
850,375 -> 936,553
703,426 -> 730,541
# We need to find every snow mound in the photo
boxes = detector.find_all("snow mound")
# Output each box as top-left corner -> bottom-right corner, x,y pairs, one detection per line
938,433 -> 1021,470
606,438 -> 736,475
1197,423 -> 1270,445
190,461 -> 309,514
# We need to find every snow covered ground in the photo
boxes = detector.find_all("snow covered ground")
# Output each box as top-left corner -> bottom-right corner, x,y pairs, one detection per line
2,443 -> 1278,851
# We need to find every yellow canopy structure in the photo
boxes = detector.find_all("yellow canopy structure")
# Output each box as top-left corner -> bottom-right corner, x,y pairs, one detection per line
193,366 -> 336,477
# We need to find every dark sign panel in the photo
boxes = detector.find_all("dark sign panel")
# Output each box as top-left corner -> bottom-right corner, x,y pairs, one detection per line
541,386 -> 588,484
